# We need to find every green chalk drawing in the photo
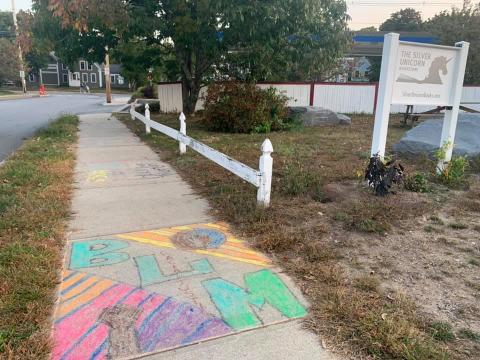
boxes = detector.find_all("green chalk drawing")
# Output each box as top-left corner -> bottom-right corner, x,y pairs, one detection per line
202,269 -> 307,330
70,239 -> 130,269
135,255 -> 213,287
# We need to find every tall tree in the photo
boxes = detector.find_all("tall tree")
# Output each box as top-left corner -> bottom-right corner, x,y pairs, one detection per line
0,39 -> 20,83
0,11 -> 14,34
38,0 -> 350,114
379,8 -> 423,32
425,2 -> 480,84
16,10 -> 50,75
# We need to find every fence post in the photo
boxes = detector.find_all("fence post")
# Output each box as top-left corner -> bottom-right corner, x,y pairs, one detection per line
257,139 -> 273,207
130,102 -> 135,120
179,112 -> 187,154
145,103 -> 151,134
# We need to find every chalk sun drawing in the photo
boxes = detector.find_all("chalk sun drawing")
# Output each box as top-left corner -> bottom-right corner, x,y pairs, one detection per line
116,222 -> 271,267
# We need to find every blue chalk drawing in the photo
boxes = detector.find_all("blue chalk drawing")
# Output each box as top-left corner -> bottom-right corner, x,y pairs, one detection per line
70,239 -> 129,269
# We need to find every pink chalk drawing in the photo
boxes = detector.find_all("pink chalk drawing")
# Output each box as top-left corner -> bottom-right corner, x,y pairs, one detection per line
52,270 -> 232,359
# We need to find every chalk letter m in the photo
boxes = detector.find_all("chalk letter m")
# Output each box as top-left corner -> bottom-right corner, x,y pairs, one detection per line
202,269 -> 306,331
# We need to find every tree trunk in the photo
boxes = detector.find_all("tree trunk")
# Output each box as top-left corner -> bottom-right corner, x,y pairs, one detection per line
181,76 -> 200,115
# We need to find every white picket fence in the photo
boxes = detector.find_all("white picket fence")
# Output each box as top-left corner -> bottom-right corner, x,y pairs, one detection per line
129,103 -> 274,207
157,82 -> 480,114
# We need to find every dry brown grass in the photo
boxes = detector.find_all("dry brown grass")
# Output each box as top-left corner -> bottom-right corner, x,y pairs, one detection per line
0,115 -> 78,359
120,112 -> 480,359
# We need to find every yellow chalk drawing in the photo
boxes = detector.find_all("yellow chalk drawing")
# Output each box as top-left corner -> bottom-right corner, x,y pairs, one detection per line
87,170 -> 108,183
117,222 -> 271,267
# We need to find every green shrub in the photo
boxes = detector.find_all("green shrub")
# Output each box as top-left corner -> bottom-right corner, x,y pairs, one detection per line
404,172 -> 431,193
202,81 -> 291,133
436,156 -> 468,186
435,142 -> 468,186
132,85 -> 157,99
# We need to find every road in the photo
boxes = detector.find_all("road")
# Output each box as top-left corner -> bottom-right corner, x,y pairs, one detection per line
0,92 -> 129,162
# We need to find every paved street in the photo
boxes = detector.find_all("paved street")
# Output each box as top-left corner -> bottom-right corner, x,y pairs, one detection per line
0,92 -> 128,162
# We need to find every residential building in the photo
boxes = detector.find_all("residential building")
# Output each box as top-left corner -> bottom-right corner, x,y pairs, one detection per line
27,53 -> 128,89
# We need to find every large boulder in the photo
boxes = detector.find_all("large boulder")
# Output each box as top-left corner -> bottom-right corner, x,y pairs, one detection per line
393,114 -> 480,157
289,106 -> 351,126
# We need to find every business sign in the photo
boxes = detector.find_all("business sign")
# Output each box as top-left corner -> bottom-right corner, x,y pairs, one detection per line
392,42 -> 460,106
371,33 -> 469,168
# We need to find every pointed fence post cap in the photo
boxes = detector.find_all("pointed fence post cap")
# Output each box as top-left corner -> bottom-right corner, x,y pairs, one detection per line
261,139 -> 273,154
179,112 -> 186,122
145,103 -> 150,109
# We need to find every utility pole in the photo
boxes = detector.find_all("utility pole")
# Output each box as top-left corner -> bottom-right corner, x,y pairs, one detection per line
104,46 -> 112,103
11,0 -> 27,93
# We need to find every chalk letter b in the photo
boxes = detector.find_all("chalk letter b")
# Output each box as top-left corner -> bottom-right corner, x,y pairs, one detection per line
70,239 -> 129,269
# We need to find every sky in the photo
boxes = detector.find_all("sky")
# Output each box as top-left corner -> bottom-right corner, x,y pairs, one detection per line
0,0 -> 467,30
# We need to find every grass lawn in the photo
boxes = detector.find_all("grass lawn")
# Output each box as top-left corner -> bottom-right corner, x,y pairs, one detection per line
0,115 -> 78,358
120,112 -> 480,359
0,90 -> 15,96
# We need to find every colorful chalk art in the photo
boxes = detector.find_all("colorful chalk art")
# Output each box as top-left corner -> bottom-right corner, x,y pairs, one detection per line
52,222 -> 307,359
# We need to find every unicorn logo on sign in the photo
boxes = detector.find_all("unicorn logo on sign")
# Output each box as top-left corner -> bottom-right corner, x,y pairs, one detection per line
397,56 -> 452,84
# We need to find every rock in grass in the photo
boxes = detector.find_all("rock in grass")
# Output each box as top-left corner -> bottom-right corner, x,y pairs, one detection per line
289,106 -> 351,126
393,114 -> 480,157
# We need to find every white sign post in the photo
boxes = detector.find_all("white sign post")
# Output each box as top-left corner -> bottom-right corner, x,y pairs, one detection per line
370,33 -> 469,170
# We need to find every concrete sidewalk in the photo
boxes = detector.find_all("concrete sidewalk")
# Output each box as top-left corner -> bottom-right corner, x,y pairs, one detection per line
51,113 -> 333,360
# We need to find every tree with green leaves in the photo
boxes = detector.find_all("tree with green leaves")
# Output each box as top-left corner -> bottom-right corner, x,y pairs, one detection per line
0,39 -> 20,83
0,11 -> 14,35
379,8 -> 423,32
366,8 -> 424,81
36,0 -> 350,114
0,12 -> 18,83
425,3 -> 480,84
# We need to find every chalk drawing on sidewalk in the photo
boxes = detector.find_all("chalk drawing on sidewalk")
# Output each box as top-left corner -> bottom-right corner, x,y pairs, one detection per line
87,170 -> 108,183
70,239 -> 130,269
135,255 -> 214,287
52,270 -> 232,360
203,269 -> 307,331
117,222 -> 271,267
171,228 -> 226,249
85,161 -> 174,184
100,305 -> 141,358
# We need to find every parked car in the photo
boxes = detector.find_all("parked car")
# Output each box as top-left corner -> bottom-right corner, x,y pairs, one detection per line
2,80 -> 15,87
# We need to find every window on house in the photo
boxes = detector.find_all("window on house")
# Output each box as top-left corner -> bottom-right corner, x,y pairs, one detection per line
110,75 -> 115,84
80,60 -> 86,70
62,63 -> 67,70
72,72 -> 80,81
81,73 -> 88,82
90,73 -> 97,83
63,74 -> 68,83
354,70 -> 360,78
87,62 -> 93,71
28,73 -> 35,82
117,75 -> 124,85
